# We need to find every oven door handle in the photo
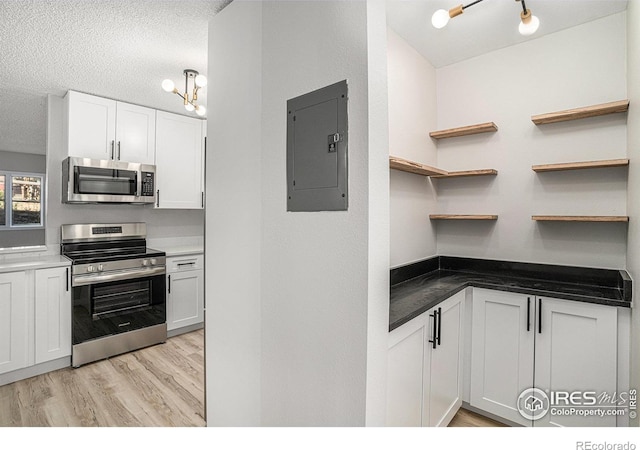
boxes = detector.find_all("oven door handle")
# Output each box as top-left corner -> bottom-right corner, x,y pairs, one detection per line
72,266 -> 166,287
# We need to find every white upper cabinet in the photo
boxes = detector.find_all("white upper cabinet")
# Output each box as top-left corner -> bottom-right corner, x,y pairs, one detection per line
114,101 -> 156,164
155,111 -> 205,209
65,90 -> 156,164
65,91 -> 116,160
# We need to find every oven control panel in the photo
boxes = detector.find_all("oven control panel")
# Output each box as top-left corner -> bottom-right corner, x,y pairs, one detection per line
73,256 -> 166,277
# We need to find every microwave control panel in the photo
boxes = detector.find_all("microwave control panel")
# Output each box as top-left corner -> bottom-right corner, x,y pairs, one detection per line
141,172 -> 155,197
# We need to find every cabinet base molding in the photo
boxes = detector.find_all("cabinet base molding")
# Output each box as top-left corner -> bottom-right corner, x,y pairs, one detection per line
460,402 -> 521,427
167,322 -> 204,338
0,357 -> 70,387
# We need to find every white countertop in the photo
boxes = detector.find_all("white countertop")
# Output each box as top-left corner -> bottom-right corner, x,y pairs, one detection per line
0,254 -> 72,274
156,245 -> 204,257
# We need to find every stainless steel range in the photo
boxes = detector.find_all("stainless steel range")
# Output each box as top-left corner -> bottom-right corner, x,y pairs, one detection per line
61,223 -> 167,367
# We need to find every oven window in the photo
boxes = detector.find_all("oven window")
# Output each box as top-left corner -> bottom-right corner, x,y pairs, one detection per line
72,274 -> 165,345
92,279 -> 152,318
74,167 -> 137,196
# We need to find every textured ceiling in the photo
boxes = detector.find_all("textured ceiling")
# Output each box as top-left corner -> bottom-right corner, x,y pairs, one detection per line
0,0 -> 230,155
0,0 -> 629,156
387,0 -> 628,68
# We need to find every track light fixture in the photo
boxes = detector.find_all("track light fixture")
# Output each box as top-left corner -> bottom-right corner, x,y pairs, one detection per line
162,69 -> 207,116
431,0 -> 540,36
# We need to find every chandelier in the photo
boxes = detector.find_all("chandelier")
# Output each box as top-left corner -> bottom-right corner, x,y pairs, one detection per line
161,69 -> 207,116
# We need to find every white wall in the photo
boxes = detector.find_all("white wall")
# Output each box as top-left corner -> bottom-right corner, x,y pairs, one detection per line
205,1 -> 262,426
626,2 -> 640,428
387,28 -> 438,268
45,96 -> 204,252
435,13 -> 628,268
206,0 -> 389,426
364,0 -> 390,426
260,0 -> 387,426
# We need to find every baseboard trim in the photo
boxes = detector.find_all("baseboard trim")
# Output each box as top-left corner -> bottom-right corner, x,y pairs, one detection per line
461,402 -> 523,427
168,322 -> 204,338
0,357 -> 71,387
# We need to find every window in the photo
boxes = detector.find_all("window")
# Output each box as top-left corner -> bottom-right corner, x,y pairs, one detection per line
0,171 -> 45,229
0,175 -> 5,226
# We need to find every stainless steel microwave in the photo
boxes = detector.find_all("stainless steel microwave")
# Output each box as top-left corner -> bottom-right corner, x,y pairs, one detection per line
62,157 -> 156,204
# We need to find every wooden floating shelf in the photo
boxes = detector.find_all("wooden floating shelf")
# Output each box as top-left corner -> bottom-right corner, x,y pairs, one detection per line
432,169 -> 498,178
429,122 -> 498,140
532,159 -> 629,173
389,155 -> 447,177
531,100 -> 629,125
430,215 -> 498,221
532,215 -> 629,223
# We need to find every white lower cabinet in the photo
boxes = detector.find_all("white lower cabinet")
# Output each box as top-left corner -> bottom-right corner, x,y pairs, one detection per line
386,290 -> 465,427
534,297 -> 618,427
166,255 -> 204,332
470,289 -> 534,425
0,267 -> 72,378
424,292 -> 465,426
470,288 -> 618,427
0,272 -> 28,375
34,267 -> 72,364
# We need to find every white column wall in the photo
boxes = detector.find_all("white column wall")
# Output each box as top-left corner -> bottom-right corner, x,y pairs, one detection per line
206,0 -> 389,426
205,1 -> 263,426
260,0 -> 376,426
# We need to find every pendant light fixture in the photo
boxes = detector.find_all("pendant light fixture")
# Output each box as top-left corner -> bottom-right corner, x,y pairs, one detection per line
161,69 -> 207,116
431,0 -> 540,36
517,0 -> 540,36
431,0 -> 483,29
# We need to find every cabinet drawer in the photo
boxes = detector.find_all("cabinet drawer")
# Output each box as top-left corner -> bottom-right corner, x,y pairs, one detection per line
167,255 -> 204,272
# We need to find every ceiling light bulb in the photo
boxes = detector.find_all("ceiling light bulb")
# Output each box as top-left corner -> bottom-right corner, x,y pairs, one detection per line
519,10 -> 540,36
432,9 -> 450,29
195,105 -> 206,116
195,74 -> 207,88
161,79 -> 175,92
185,103 -> 195,112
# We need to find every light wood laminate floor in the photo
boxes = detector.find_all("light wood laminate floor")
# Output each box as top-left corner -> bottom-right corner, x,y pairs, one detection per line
0,329 -> 204,427
449,408 -> 507,427
1,328 -> 504,428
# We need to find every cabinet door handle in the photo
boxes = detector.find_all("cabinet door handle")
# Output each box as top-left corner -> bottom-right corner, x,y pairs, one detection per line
202,192 -> 204,208
428,311 -> 437,349
168,275 -> 171,294
156,189 -> 160,207
66,267 -> 69,292
527,297 -> 531,332
177,262 -> 196,267
117,141 -> 121,160
538,298 -> 542,334
110,140 -> 115,160
436,307 -> 442,346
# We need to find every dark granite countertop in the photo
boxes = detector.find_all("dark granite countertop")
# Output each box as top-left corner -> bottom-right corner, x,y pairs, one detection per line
389,256 -> 632,331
